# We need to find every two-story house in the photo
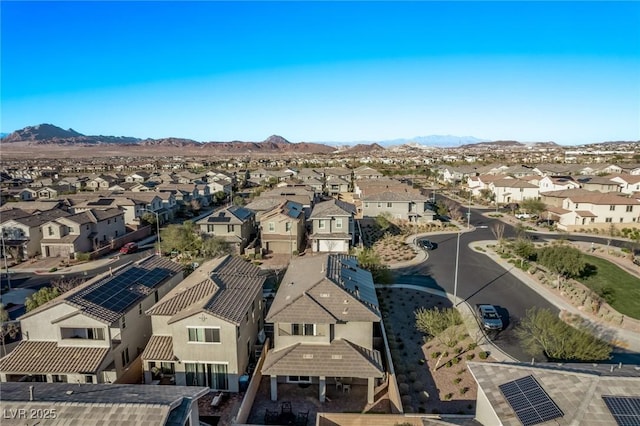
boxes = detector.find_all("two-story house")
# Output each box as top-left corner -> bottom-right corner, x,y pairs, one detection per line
40,208 -> 125,258
1,208 -> 71,260
259,201 -> 305,255
142,255 -> 266,392
262,254 -> 384,404
0,256 -> 183,384
539,176 -> 581,193
556,193 -> 640,231
609,174 -> 640,195
308,198 -> 356,253
196,206 -> 257,254
489,178 -> 540,205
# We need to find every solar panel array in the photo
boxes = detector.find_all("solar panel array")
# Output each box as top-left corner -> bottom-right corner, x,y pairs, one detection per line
603,396 -> 640,426
498,375 -> 564,426
78,267 -> 171,313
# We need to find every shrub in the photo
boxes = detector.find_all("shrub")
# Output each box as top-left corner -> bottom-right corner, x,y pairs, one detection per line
75,252 -> 91,262
479,351 -> 489,360
466,353 -> 475,361
49,267 -> 58,273
460,387 -> 470,395
455,346 -> 463,354
452,357 -> 460,365
430,351 -> 441,359
444,393 -> 453,400
453,377 -> 462,384
401,395 -> 412,406
399,383 -> 410,395
445,360 -> 453,368
412,381 -> 424,392
467,342 -> 478,351
457,368 -> 466,375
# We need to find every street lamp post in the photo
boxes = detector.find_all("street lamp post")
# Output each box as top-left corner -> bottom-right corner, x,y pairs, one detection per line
143,209 -> 161,255
467,190 -> 472,229
1,233 -> 11,291
453,231 -> 461,306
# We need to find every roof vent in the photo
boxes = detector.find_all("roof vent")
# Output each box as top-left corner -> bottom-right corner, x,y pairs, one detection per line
303,354 -> 313,359
331,354 -> 342,360
342,307 -> 349,315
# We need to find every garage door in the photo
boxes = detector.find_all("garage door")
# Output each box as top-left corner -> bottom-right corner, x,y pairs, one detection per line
317,240 -> 348,253
266,241 -> 291,254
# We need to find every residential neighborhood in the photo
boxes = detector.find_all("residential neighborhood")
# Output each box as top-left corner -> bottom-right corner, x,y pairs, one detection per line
1,140 -> 640,425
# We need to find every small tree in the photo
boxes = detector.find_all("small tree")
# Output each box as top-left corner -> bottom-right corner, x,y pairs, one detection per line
537,245 -> 585,289
213,191 -> 227,205
415,307 -> 462,347
200,236 -> 233,259
232,195 -> 245,206
25,287 -> 61,312
515,307 -> 611,361
520,198 -> 546,217
513,238 -> 536,264
375,212 -> 392,231
491,222 -> 506,251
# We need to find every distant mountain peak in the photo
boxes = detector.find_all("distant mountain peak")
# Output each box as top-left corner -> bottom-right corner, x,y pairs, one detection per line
263,135 -> 290,144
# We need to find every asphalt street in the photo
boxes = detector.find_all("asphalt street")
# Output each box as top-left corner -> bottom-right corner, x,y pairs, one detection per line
396,197 -> 640,363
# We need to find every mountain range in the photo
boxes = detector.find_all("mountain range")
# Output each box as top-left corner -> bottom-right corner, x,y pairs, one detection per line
1,124 -> 637,153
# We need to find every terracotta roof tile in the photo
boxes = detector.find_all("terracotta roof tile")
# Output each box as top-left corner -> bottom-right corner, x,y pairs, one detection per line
141,335 -> 174,361
0,341 -> 108,374
262,339 -> 384,378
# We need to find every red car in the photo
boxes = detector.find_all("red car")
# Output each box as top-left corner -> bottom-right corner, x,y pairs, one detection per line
119,242 -> 138,254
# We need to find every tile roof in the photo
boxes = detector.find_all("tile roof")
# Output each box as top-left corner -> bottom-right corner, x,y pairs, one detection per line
262,339 -> 384,378
21,256 -> 183,324
309,198 -> 356,218
0,341 -> 109,374
566,192 -> 640,205
491,178 -> 539,189
149,255 -> 265,326
141,335 -> 175,361
0,382 -> 209,426
266,254 -> 380,323
362,190 -> 428,202
468,362 -> 640,426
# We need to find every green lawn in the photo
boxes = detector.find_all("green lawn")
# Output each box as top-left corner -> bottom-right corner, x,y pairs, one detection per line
577,254 -> 640,320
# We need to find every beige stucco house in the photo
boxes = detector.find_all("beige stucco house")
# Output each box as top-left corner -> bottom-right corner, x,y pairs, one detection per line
196,206 -> 257,254
0,208 -> 70,260
40,208 -> 126,258
142,255 -> 266,392
259,201 -> 305,255
262,254 -> 384,404
308,198 -> 356,253
0,256 -> 183,384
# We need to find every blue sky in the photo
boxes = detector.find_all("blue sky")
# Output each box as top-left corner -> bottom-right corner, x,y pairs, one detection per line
2,1 -> 639,145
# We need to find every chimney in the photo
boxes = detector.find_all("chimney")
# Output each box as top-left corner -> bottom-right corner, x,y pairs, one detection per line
29,385 -> 34,401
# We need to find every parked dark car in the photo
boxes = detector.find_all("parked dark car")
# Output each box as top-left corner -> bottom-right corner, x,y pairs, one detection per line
476,304 -> 503,331
119,242 -> 138,254
419,239 -> 437,250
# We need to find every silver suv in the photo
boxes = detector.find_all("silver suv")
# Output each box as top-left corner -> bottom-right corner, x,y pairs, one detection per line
477,304 -> 503,331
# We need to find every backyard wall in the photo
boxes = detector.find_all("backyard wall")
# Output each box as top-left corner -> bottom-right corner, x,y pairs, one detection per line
234,338 -> 270,425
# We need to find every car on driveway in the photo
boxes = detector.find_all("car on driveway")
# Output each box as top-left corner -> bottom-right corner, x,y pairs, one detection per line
119,242 -> 138,254
419,239 -> 437,250
476,304 -> 503,331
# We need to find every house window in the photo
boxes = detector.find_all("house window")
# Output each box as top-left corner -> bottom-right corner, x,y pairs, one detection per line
319,220 -> 326,230
287,376 -> 311,383
139,303 -> 143,316
575,204 -> 579,209
626,205 -> 633,212
48,226 -> 54,236
188,327 -> 221,343
285,222 -> 291,232
606,218 -> 613,223
121,316 -> 126,329
335,218 -> 342,229
377,202 -> 381,208
387,202 -> 392,208
121,347 -> 130,366
85,375 -> 94,384
291,323 -> 316,336
154,291 -> 159,303
610,205 -> 615,211
227,224 -> 235,232
52,374 -> 67,383
207,224 -> 214,233
268,222 -> 275,232
185,363 -> 228,390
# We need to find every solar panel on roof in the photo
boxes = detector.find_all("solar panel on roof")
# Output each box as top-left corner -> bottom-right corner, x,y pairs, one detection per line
498,375 -> 564,426
603,396 -> 640,426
